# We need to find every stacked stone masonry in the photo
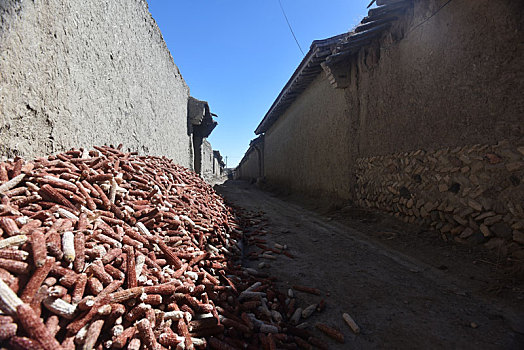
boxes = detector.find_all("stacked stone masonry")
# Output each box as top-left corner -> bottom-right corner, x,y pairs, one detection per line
355,140 -> 524,254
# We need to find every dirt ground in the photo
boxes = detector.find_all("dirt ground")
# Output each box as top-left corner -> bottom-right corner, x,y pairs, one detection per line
215,180 -> 524,350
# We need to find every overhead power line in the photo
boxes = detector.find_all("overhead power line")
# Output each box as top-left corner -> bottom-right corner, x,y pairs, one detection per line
277,0 -> 305,56
406,0 -> 453,35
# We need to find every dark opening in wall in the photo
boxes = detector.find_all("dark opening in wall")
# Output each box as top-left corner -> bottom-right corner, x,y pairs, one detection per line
448,182 -> 460,194
399,186 -> 411,199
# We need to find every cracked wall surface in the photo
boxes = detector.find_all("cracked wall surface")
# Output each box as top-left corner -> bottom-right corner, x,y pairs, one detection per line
0,0 -> 192,167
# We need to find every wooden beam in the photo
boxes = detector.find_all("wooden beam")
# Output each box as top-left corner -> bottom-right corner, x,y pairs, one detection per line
344,22 -> 391,42
355,16 -> 397,33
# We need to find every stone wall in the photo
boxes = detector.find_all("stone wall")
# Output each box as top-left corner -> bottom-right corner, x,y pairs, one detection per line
355,140 -> 524,255
0,0 -> 192,167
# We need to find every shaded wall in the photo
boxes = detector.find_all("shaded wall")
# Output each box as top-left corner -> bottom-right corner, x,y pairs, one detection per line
347,0 -> 523,158
212,157 -> 223,177
0,0 -> 192,167
264,74 -> 351,200
346,0 -> 524,250
355,141 -> 524,248
236,148 -> 262,181
200,139 -> 214,180
260,0 -> 523,251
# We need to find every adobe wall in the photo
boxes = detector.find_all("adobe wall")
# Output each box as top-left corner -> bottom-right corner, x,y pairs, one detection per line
263,74 -> 352,200
258,0 -> 523,252
347,0 -> 523,158
236,148 -> 262,181
201,139 -> 214,180
348,0 -> 523,252
0,0 -> 192,167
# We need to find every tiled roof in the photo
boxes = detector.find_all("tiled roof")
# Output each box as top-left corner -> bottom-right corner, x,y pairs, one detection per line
254,33 -> 349,134
254,0 -> 412,135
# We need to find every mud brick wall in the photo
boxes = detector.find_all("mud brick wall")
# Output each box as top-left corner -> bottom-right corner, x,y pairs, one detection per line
263,74 -> 351,200
246,0 -> 522,204
0,0 -> 192,166
355,140 -> 524,254
347,0 -> 523,159
200,139 -> 214,180
236,148 -> 261,181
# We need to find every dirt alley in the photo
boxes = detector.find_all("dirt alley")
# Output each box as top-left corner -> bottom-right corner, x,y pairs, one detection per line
215,180 -> 524,349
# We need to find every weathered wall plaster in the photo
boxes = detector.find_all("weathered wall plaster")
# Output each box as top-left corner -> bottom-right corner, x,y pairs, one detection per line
0,0 -> 192,167
242,0 -> 523,251
236,148 -> 262,181
263,74 -> 351,200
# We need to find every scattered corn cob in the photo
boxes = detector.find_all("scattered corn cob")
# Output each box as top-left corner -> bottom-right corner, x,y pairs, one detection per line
0,145 -> 330,349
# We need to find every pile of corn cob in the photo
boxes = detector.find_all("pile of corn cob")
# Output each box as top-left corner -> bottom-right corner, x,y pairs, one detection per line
0,145 -> 344,350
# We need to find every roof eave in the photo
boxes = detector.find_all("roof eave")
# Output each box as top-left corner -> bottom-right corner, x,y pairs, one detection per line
254,34 -> 348,135
254,1 -> 413,135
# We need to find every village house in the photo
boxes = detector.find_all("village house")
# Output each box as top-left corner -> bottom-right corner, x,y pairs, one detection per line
213,150 -> 226,177
187,97 -> 219,177
237,0 -> 524,252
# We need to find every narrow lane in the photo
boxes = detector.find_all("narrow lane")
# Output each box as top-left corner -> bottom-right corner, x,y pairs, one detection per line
216,180 -> 524,349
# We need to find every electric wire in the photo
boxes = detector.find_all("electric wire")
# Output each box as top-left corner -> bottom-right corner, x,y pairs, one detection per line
375,0 -> 454,53
277,0 -> 305,56
405,0 -> 453,35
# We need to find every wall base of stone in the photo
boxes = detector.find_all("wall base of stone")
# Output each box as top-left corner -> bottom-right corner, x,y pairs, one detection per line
354,139 -> 524,256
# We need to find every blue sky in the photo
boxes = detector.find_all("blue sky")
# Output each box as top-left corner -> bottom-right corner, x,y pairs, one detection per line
147,1 -> 369,167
